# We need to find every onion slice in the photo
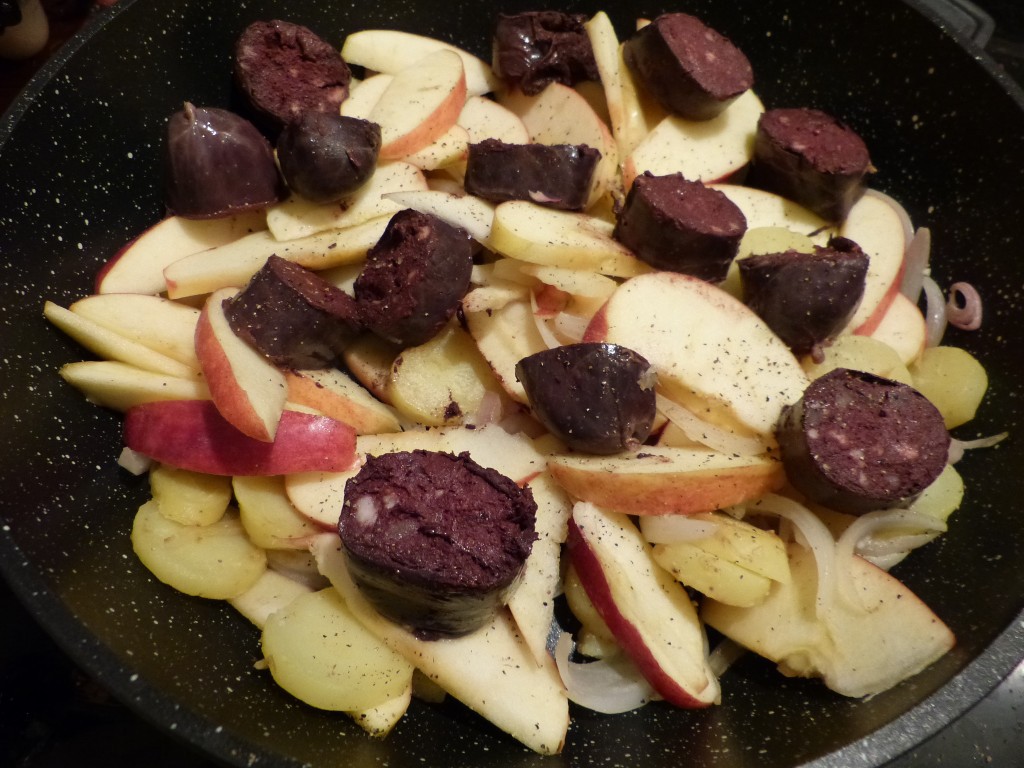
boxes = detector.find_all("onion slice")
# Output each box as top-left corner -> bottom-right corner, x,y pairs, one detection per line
899,226 -> 932,302
638,514 -> 719,544
948,432 -> 1008,464
553,632 -> 656,714
922,274 -> 948,347
655,394 -> 770,457
946,281 -> 983,331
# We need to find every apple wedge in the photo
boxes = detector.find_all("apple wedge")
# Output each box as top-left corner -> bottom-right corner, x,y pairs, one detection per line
463,298 -> 549,403
702,544 -> 955,698
266,162 -> 427,241
622,90 -> 764,189
124,400 -> 357,476
710,184 -> 833,239
312,534 -> 569,755
584,11 -> 666,158
58,360 -> 210,411
164,218 -> 390,300
95,211 -> 266,295
489,200 -> 648,277
285,368 -> 401,435
195,287 -> 287,441
868,291 -> 927,365
382,189 -> 495,244
548,446 -> 784,516
567,502 -> 720,708
229,568 -> 314,629
499,81 -> 619,208
840,191 -> 910,335
398,123 -> 469,170
369,49 -> 467,161
340,73 -> 394,119
69,293 -> 201,370
340,29 -> 499,97
44,301 -> 202,380
341,334 -> 402,403
457,95 -> 530,145
585,272 -> 809,438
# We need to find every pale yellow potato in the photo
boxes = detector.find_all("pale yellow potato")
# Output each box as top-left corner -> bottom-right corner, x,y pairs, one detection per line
563,564 -> 618,656
387,323 -> 500,426
910,345 -> 988,428
149,464 -> 231,526
653,541 -> 772,608
341,334 -> 402,404
261,588 -> 414,713
802,334 -> 913,385
131,500 -> 266,599
233,475 -> 322,550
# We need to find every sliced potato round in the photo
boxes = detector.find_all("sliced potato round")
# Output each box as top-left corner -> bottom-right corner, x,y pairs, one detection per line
234,474 -> 323,549
261,587 -> 414,712
131,500 -> 266,599
910,345 -> 988,428
149,463 -> 231,526
802,334 -> 913,385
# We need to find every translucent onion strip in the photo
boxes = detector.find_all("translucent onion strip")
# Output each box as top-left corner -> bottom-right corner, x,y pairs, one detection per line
553,632 -> 656,714
948,432 -> 1009,464
552,311 -> 589,344
865,189 -> 915,245
749,494 -> 837,616
708,638 -> 748,678
655,394 -> 769,457
922,274 -> 948,347
638,514 -> 719,544
899,227 -> 932,302
529,290 -> 564,350
946,282 -> 983,331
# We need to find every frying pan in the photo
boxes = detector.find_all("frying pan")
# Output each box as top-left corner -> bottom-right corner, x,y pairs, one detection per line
2,1 -> 1023,766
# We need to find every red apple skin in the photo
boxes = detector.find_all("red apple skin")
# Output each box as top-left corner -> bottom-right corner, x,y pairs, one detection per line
565,518 -> 713,709
852,259 -> 905,336
124,400 -> 357,476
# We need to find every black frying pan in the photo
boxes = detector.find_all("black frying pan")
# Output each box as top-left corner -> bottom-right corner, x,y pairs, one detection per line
2,1 -> 1023,765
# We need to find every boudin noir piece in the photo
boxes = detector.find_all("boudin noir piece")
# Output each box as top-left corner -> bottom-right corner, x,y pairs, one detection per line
492,11 -> 600,95
354,209 -> 473,347
464,138 -> 601,212
276,113 -> 381,203
224,255 -> 361,369
747,107 -> 873,222
739,237 -> 870,357
623,13 -> 753,121
776,368 -> 950,515
164,104 -> 284,220
516,343 -> 657,455
338,450 -> 538,638
613,173 -> 747,281
234,19 -> 352,135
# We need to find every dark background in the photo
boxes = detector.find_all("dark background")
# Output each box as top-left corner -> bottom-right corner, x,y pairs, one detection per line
2,1 -> 1023,766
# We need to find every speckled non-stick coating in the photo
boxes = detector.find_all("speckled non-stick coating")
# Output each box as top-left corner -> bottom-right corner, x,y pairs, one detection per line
1,1 -> 1023,766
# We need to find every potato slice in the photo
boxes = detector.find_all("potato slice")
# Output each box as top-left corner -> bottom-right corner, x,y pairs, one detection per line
150,464 -> 232,526
131,500 -> 266,599
233,475 -> 324,549
261,587 -> 414,713
910,345 -> 988,428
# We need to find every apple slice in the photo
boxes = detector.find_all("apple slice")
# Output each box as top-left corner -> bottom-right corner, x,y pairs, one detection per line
340,73 -> 394,119
584,11 -> 666,158
340,29 -> 499,97
195,287 -> 287,441
585,272 -> 809,438
267,162 -> 427,241
840,191 -> 910,335
463,298 -> 549,403
58,361 -> 210,411
489,200 -> 649,277
124,400 -> 357,476
457,95 -> 530,144
652,543 -> 773,608
702,544 -> 955,698
499,81 -> 619,208
95,211 -> 266,295
868,291 -> 926,365
567,502 -> 720,707
229,568 -> 314,629
506,472 -> 573,666
164,217 -> 390,299
69,293 -> 201,370
710,184 -> 833,239
548,445 -> 784,516
285,368 -> 401,435
369,49 -> 467,161
622,90 -> 764,189
312,534 -> 569,755
398,123 -> 469,170
44,301 -> 201,380
341,334 -> 402,403
382,189 -> 495,244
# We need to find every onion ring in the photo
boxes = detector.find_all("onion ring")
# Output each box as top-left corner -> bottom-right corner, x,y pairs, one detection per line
554,632 -> 656,714
946,282 -> 983,331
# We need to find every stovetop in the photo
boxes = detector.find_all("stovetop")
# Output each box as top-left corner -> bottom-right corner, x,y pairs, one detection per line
2,2 -> 1024,767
